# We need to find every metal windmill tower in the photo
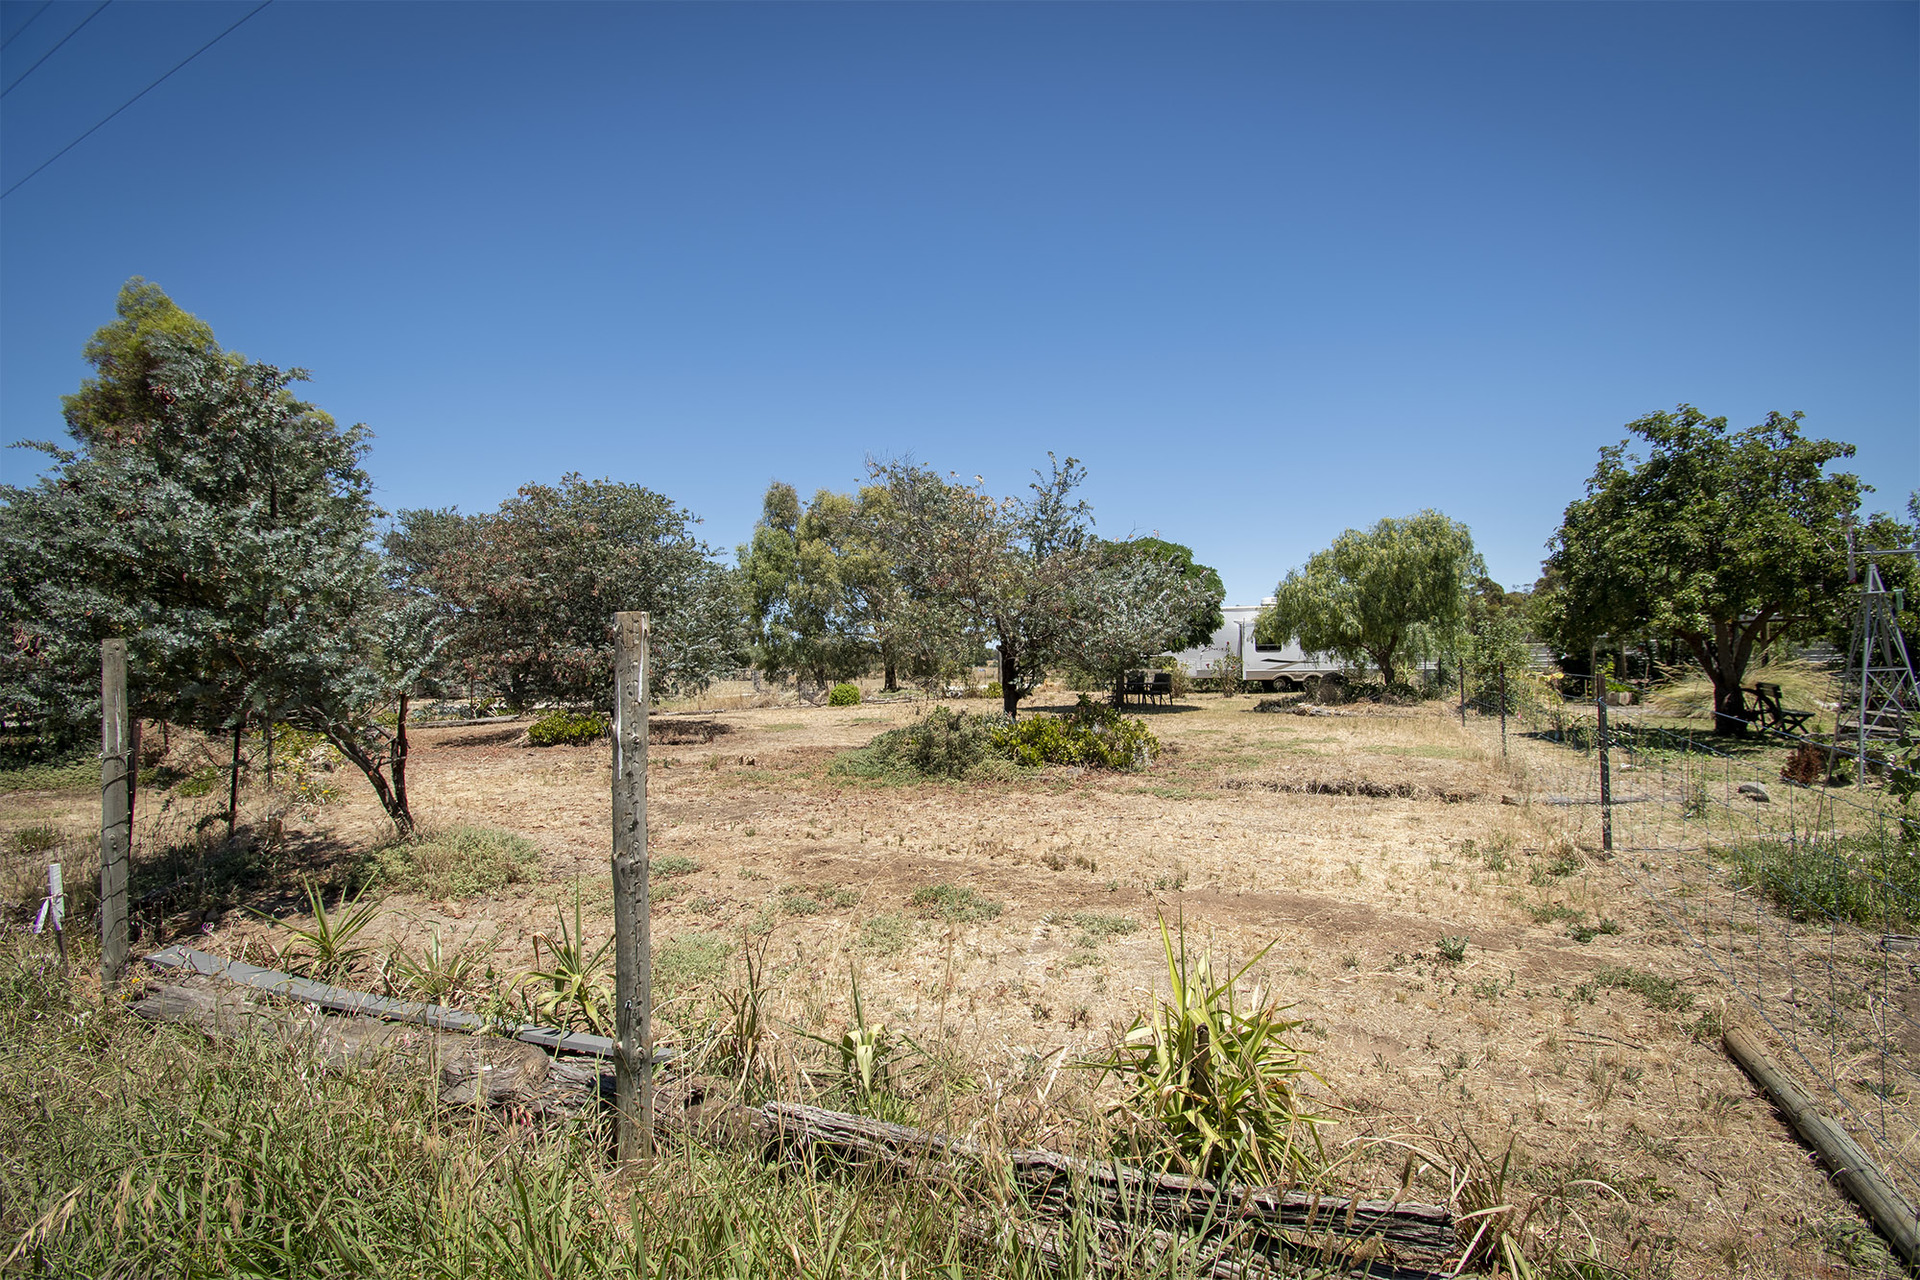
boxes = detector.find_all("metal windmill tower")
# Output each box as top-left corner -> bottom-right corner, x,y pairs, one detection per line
1834,533 -> 1919,770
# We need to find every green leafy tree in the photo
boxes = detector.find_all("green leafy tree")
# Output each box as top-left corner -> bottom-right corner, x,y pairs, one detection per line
1257,511 -> 1481,687
60,277 -> 222,448
1056,545 -> 1223,705
392,475 -> 741,712
3,325 -> 432,832
867,456 -> 1093,717
1542,406 -> 1868,735
740,481 -> 914,692
867,456 -> 1209,716
739,483 -> 870,688
1105,537 -> 1225,651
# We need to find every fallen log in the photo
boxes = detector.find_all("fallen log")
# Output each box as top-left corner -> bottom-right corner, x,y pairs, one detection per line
144,944 -> 675,1064
132,983 -> 604,1113
1724,1026 -> 1918,1268
135,960 -> 1456,1272
758,1103 -> 1455,1265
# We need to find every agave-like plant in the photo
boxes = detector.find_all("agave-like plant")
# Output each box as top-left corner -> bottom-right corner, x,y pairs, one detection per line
257,882 -> 381,981
383,925 -> 497,1006
1089,914 -> 1325,1186
525,891 -> 614,1035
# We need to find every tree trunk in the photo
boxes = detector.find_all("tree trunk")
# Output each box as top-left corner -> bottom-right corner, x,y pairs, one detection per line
1371,647 -> 1398,689
882,657 -> 898,692
999,647 -> 1020,720
391,697 -> 410,830
1680,620 -> 1767,737
324,726 -> 414,838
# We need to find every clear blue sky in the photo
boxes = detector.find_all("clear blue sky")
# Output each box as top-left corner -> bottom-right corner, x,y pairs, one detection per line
4,1 -> 1914,604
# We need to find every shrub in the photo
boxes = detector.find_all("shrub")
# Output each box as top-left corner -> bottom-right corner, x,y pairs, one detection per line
526,710 -> 608,747
992,696 -> 1159,770
984,681 -> 1003,701
1780,744 -> 1828,787
836,706 -> 1001,781
827,682 -> 862,707
373,825 -> 541,899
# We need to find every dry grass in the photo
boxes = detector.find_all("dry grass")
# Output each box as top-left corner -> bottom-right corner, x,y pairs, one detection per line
1641,657 -> 1838,723
8,690 -> 1906,1276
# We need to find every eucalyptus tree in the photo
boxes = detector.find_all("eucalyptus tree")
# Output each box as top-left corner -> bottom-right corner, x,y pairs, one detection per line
1541,406 -> 1869,735
2,320 -> 433,833
1257,511 -> 1481,688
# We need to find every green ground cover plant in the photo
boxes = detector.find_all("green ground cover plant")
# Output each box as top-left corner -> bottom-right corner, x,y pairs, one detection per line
526,710 -> 608,747
909,882 -> 1003,923
993,697 -> 1159,771
1719,832 -> 1919,931
372,826 -> 542,899
828,682 -> 862,706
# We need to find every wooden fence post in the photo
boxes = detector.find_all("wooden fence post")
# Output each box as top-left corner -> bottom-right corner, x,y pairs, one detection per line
100,640 -> 131,987
612,612 -> 653,1161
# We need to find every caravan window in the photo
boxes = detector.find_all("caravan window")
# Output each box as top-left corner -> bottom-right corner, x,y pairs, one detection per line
1252,643 -> 1285,653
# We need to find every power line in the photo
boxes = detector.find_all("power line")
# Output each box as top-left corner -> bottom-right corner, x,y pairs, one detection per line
1,0 -> 111,98
1,0 -> 272,202
1,2 -> 56,52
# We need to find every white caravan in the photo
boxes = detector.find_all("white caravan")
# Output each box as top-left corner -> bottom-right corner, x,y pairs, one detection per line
1167,603 -> 1346,691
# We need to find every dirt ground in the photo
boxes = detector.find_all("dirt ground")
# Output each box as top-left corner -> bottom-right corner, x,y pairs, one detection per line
4,689 -> 1904,1277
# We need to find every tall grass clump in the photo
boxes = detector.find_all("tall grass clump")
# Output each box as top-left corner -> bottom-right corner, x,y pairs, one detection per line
373,825 -> 542,899
0,935 -> 1163,1280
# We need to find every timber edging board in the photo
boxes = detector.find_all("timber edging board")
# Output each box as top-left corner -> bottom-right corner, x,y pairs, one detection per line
144,944 -> 676,1064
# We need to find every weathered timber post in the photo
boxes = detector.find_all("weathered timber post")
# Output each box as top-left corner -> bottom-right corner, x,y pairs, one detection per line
1497,665 -> 1508,762
1596,690 -> 1613,853
1457,662 -> 1466,728
100,640 -> 131,986
612,611 -> 653,1161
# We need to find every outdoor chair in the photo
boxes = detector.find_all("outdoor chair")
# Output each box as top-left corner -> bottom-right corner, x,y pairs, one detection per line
1747,681 -> 1814,735
1146,671 -> 1173,705
1122,671 -> 1147,705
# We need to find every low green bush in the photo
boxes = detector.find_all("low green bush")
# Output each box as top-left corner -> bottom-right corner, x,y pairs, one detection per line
828,682 -> 862,707
372,825 -> 541,899
526,710 -> 607,747
993,696 -> 1159,770
834,706 -> 1002,781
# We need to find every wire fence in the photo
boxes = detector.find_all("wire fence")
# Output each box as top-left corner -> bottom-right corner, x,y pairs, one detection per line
1457,681 -> 1919,1244
4,770 -> 288,957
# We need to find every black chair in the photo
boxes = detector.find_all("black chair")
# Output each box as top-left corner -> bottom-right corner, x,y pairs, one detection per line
1122,671 -> 1147,706
1147,671 -> 1173,705
1748,682 -> 1814,734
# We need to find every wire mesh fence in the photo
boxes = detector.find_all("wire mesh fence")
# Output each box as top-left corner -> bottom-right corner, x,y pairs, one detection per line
1457,679 -> 1919,1246
3,768 -> 293,956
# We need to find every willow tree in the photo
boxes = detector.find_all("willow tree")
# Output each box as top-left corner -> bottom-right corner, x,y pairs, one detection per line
1257,511 -> 1480,688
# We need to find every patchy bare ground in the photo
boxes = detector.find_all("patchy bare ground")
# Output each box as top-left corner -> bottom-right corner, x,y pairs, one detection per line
3,690 -> 1901,1277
